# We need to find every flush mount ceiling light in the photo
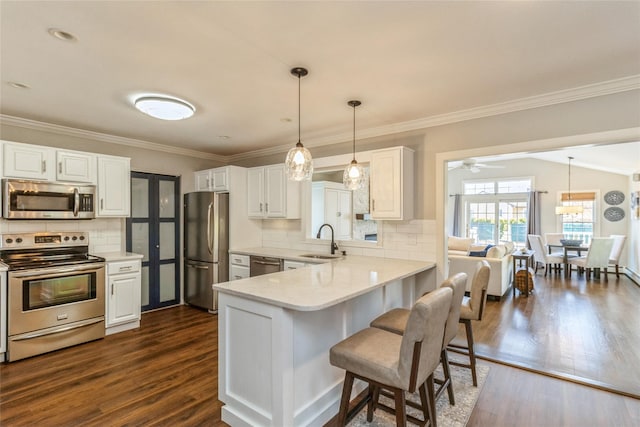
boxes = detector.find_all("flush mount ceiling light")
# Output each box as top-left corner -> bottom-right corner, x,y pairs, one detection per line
343,100 -> 365,190
284,67 -> 313,181
134,96 -> 195,121
555,156 -> 584,215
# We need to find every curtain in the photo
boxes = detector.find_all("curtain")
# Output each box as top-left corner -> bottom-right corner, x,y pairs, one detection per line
452,194 -> 462,237
527,191 -> 542,248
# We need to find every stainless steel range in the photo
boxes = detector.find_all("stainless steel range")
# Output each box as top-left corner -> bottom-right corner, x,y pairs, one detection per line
0,232 -> 106,362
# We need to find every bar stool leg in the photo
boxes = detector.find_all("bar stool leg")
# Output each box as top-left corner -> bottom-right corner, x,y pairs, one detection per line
337,372 -> 354,426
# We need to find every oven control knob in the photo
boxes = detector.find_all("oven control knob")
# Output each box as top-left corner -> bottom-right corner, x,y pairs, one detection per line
72,236 -> 78,241
15,238 -> 22,243
79,236 -> 85,241
5,238 -> 13,244
64,236 -> 70,241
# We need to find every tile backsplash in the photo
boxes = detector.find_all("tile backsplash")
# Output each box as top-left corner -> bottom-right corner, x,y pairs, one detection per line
262,219 -> 437,261
0,218 -> 124,253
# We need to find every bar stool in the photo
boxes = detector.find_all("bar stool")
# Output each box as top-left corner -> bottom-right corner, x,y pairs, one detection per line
329,287 -> 453,427
369,273 -> 468,406
448,260 -> 490,386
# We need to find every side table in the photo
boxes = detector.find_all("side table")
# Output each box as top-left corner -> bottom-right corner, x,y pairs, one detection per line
512,250 -> 535,297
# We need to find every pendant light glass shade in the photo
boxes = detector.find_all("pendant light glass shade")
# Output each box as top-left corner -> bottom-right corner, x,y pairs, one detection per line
343,100 -> 365,190
285,67 -> 313,181
555,156 -> 584,215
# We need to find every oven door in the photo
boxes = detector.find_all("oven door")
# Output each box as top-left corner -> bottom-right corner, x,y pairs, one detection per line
8,263 -> 105,337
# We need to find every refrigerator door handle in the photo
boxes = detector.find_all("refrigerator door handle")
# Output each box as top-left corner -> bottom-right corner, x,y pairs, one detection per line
186,263 -> 209,270
207,202 -> 213,255
212,195 -> 219,263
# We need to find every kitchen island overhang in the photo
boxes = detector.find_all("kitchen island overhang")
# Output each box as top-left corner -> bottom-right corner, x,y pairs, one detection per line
214,255 -> 437,427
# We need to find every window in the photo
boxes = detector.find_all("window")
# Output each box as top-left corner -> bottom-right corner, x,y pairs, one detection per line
463,178 -> 532,246
558,192 -> 596,244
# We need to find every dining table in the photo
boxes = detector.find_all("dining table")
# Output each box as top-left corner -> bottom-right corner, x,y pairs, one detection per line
547,243 -> 590,277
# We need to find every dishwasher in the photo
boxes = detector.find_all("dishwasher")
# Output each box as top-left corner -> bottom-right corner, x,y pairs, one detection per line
250,256 -> 283,277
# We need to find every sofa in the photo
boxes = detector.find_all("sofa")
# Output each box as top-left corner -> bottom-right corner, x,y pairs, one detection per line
447,236 -> 514,298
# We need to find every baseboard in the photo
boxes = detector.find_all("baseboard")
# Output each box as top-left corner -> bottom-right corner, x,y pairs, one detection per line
624,267 -> 640,285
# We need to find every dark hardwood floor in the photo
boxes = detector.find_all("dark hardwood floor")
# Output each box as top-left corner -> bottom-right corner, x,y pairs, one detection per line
461,270 -> 640,397
1,299 -> 638,426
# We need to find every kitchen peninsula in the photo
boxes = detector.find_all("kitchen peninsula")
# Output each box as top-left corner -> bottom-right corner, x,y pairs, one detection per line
214,253 -> 436,426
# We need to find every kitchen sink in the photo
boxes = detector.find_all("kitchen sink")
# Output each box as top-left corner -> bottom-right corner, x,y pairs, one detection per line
299,253 -> 342,259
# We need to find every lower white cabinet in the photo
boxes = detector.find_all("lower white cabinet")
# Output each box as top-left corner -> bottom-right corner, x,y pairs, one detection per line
105,259 -> 141,335
283,260 -> 307,270
229,253 -> 250,281
0,271 -> 6,361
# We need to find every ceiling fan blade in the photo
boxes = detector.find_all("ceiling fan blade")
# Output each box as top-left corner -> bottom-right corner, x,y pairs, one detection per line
475,163 -> 505,169
470,166 -> 481,173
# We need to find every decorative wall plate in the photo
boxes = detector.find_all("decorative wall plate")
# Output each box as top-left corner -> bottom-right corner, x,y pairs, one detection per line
604,190 -> 625,205
603,206 -> 625,222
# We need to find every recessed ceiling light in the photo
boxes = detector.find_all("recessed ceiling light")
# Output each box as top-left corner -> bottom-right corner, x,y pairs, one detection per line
134,96 -> 195,121
217,135 -> 231,140
47,28 -> 77,42
7,82 -> 30,89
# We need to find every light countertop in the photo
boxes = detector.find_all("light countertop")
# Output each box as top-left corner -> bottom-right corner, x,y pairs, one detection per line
96,252 -> 144,262
214,254 -> 435,311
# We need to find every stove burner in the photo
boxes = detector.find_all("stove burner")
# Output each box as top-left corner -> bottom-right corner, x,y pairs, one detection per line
0,232 -> 104,271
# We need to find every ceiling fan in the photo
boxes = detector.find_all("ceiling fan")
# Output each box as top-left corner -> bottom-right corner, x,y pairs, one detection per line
448,158 -> 505,173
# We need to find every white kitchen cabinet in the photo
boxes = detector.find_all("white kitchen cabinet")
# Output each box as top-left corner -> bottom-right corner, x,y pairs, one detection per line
56,150 -> 97,183
247,164 -> 300,219
283,260 -> 307,270
312,181 -> 353,240
194,166 -> 230,192
3,141 -> 56,181
97,155 -> 130,217
106,259 -> 141,334
0,271 -> 6,362
369,146 -> 414,220
229,253 -> 250,281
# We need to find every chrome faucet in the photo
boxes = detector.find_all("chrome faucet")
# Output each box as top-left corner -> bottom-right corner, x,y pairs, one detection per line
316,223 -> 339,255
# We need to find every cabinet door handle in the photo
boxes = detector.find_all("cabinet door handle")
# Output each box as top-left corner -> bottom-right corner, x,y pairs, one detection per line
259,202 -> 263,212
111,284 -> 114,295
372,199 -> 375,211
101,199 -> 104,210
206,177 -> 210,188
119,266 -> 133,272
58,162 -> 62,174
234,275 -> 242,279
265,203 -> 268,213
42,161 -> 46,173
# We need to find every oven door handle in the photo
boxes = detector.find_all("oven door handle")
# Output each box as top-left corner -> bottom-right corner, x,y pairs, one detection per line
11,317 -> 104,341
10,263 -> 105,278
73,187 -> 80,217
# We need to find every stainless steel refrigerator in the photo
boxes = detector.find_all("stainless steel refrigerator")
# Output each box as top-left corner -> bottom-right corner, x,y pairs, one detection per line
184,191 -> 229,313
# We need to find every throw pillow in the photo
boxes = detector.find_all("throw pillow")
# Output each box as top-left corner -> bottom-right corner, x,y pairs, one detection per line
468,244 -> 495,257
448,236 -> 475,252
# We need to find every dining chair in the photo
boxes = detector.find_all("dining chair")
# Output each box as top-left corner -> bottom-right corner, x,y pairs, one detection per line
608,235 -> 627,278
568,237 -> 614,281
544,233 -> 564,248
330,287 -> 452,427
528,234 -> 564,275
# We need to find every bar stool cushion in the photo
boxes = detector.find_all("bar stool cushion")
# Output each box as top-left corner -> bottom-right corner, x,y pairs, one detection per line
459,262 -> 490,321
330,327 -> 404,389
369,308 -> 410,335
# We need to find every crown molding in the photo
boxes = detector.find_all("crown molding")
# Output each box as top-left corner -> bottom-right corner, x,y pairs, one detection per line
0,114 -> 227,162
2,75 -> 638,164
228,74 -> 640,162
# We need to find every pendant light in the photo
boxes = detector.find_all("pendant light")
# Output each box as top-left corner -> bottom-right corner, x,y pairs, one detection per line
555,156 -> 584,215
343,100 -> 365,190
284,67 -> 313,181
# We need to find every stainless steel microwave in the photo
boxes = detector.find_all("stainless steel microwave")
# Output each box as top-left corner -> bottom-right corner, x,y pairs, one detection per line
2,179 -> 96,219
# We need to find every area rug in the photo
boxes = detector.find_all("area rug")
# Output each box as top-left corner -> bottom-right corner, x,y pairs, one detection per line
348,362 -> 489,427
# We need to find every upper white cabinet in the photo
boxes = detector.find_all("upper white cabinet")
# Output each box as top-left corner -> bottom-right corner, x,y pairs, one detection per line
312,181 -> 352,240
3,142 -> 56,181
97,155 -> 130,217
369,146 -> 414,220
247,164 -> 300,219
56,150 -> 97,183
194,166 -> 230,192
